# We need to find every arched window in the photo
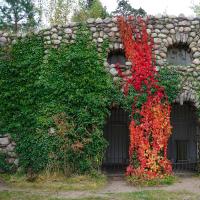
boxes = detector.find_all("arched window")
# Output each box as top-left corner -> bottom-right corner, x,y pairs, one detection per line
107,50 -> 126,65
167,43 -> 191,66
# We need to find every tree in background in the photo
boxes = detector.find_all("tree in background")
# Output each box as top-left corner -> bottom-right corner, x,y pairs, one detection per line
0,0 -> 40,33
112,0 -> 146,17
47,0 -> 74,25
72,0 -> 109,22
191,1 -> 200,16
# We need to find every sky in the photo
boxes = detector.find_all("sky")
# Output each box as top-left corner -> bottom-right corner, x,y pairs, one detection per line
100,0 -> 199,16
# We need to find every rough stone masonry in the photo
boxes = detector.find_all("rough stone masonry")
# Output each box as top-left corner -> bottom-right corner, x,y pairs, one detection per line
1,14 -> 200,169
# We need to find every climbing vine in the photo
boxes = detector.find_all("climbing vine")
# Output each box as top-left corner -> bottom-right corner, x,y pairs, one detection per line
116,16 -> 173,179
0,27 -> 115,175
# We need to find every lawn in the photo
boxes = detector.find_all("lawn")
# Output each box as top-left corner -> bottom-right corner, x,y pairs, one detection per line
0,172 -> 107,191
1,173 -> 200,200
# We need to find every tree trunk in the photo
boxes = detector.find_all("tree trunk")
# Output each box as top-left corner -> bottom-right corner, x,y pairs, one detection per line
14,19 -> 18,33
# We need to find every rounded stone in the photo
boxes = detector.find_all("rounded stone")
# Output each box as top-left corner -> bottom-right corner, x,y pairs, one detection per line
14,159 -> 19,166
167,37 -> 173,45
156,60 -> 164,66
97,38 -> 103,43
0,37 -> 7,43
114,43 -> 119,49
184,27 -> 191,32
0,137 -> 10,146
169,29 -> 175,34
110,68 -> 118,76
111,27 -> 118,32
87,18 -> 95,23
51,28 -> 58,33
64,28 -> 72,34
51,33 -> 58,39
93,32 -> 99,38
158,33 -> 167,38
90,27 -> 97,32
154,29 -> 160,33
161,29 -> 169,34
151,33 -> 157,37
154,38 -> 162,44
179,27 -> 184,32
12,39 -> 17,45
192,20 -> 199,25
3,32 -> 8,37
43,31 -> 51,36
125,61 -> 132,66
52,40 -> 61,45
108,32 -> 115,37
193,71 -> 198,77
190,32 -> 196,37
104,18 -> 112,24
166,24 -> 174,29
193,58 -> 200,65
155,24 -> 164,29
95,18 -> 103,23
99,31 -> 104,37
44,36 -> 50,40
160,52 -> 167,58
193,52 -> 200,58
147,29 -> 151,34
189,42 -> 196,48
178,20 -> 190,26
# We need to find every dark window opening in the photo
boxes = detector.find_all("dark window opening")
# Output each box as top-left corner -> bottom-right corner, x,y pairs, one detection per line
167,43 -> 191,66
102,108 -> 130,173
107,50 -> 126,65
176,140 -> 188,162
167,102 -> 198,171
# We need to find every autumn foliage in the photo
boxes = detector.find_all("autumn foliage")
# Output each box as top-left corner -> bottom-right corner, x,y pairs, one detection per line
116,16 -> 172,179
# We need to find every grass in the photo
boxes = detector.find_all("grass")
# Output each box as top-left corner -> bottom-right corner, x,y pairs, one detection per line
0,171 -> 107,191
126,175 -> 176,186
0,190 -> 200,200
115,190 -> 200,200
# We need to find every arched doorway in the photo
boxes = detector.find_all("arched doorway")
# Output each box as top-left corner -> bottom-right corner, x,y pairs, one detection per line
168,102 -> 198,171
102,108 -> 130,173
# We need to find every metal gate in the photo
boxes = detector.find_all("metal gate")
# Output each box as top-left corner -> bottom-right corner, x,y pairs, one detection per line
168,102 -> 198,171
102,108 -> 130,173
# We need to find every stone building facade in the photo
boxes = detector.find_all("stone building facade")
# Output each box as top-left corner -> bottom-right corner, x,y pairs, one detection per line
0,15 -> 200,171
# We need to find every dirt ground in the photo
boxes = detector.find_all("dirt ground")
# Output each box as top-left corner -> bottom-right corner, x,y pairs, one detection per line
50,176 -> 200,199
0,175 -> 200,199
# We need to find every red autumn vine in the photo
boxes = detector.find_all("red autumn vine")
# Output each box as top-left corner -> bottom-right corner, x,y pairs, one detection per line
116,16 -> 172,179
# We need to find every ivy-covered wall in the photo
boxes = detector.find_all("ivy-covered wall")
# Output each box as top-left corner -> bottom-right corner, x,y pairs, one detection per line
1,15 -> 200,106
0,14 -> 200,173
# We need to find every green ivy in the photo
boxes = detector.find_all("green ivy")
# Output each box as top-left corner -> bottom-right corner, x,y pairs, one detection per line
157,67 -> 181,104
0,152 -> 14,173
0,27 -> 117,174
36,27 -> 117,173
0,27 -> 181,175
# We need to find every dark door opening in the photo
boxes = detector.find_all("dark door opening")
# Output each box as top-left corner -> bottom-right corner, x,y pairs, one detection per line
102,108 -> 130,173
167,102 -> 198,171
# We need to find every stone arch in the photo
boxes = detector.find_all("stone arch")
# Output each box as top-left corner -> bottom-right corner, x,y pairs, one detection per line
167,42 -> 192,66
160,31 -> 200,66
174,90 -> 200,109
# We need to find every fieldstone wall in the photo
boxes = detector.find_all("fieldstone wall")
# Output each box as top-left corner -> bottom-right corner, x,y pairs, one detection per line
1,15 -> 200,107
1,14 -> 200,170
0,134 -> 18,172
